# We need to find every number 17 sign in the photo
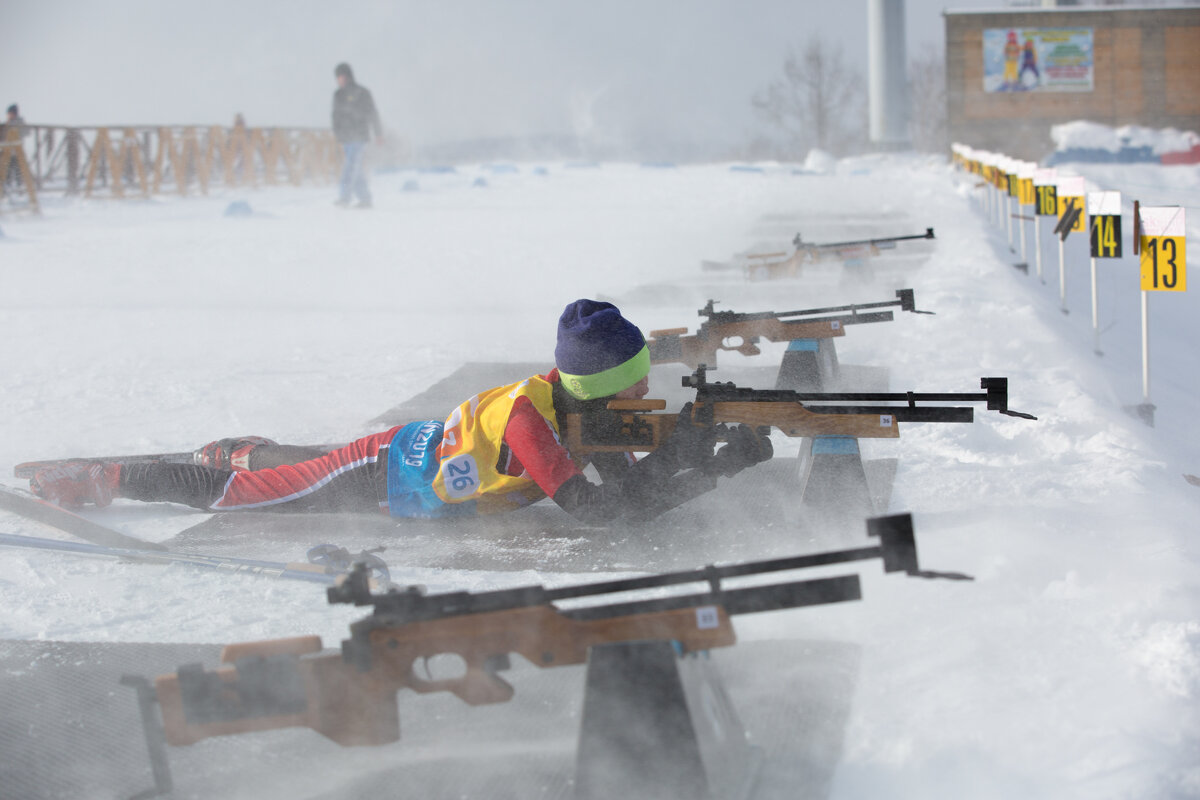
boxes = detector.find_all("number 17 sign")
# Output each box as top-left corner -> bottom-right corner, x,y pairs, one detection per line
1139,206 -> 1186,292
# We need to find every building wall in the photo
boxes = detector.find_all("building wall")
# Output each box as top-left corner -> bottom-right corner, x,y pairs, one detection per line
945,8 -> 1200,160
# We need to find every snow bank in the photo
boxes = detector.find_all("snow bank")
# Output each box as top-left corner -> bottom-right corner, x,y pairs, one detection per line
1048,121 -> 1200,166
802,148 -> 838,175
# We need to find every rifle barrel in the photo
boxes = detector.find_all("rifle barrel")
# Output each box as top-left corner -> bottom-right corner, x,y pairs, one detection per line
677,369 -> 1031,420
799,228 -> 935,251
342,536 -> 912,622
800,406 -> 974,423
700,290 -> 921,324
560,575 -> 863,621
772,299 -> 901,318
545,545 -> 886,603
793,310 -> 894,326
785,391 -> 989,403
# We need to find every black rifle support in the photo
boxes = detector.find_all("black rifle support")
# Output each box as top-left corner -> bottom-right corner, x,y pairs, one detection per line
572,512 -> 965,800
575,640 -> 762,800
120,674 -> 174,799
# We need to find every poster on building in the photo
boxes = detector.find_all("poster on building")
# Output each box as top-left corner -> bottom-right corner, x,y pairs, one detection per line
983,28 -> 1093,93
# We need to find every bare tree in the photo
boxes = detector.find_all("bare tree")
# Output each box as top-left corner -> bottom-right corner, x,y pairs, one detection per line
752,37 -> 864,158
908,47 -> 948,153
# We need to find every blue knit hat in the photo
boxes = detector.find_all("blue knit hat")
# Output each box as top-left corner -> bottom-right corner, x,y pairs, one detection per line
555,299 -> 650,400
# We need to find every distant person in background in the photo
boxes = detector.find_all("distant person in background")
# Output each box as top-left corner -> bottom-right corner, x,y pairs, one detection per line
331,63 -> 383,209
4,104 -> 25,132
1019,38 -> 1040,87
230,112 -> 249,181
1002,31 -> 1020,91
3,103 -> 29,189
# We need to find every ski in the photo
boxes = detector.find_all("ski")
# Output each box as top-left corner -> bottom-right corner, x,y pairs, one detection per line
0,484 -> 168,550
14,443 -> 341,479
0,531 -> 392,587
14,451 -> 198,480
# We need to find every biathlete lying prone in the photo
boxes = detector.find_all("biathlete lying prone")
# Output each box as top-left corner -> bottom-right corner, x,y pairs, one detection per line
30,299 -> 772,524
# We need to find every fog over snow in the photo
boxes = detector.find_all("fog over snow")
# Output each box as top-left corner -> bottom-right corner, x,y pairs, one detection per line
0,151 -> 1197,798
3,0 -> 992,157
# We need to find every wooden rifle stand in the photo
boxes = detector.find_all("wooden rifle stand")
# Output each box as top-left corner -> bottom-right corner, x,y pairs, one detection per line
574,640 -> 762,800
774,338 -> 840,392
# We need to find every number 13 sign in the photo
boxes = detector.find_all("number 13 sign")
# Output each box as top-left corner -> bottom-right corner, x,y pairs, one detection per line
1138,207 -> 1187,292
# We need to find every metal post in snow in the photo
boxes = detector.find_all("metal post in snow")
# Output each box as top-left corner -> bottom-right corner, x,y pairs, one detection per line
1015,161 -> 1035,271
1059,237 -> 1068,314
1035,213 -> 1043,282
991,173 -> 999,227
1141,289 -> 1151,405
1005,187 -> 1013,250
1085,190 -> 1121,358
1033,167 -> 1057,284
1125,200 -> 1190,429
1020,207 -> 1027,264
1054,177 -> 1086,315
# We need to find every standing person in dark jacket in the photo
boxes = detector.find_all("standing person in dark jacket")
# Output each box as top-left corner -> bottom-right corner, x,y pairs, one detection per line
3,103 -> 29,189
332,63 -> 383,208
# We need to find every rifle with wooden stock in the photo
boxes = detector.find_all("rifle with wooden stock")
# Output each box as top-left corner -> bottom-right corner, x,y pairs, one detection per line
122,513 -> 968,795
792,227 -> 936,258
737,227 -> 936,280
646,288 -> 934,369
565,365 -> 1036,454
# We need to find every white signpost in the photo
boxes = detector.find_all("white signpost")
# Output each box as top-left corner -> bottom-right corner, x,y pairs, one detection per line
987,156 -> 998,229
1056,175 -> 1086,313
1132,205 -> 1187,426
1016,162 -> 1036,271
1003,157 -> 1015,250
1086,190 -> 1121,354
1033,167 -> 1057,283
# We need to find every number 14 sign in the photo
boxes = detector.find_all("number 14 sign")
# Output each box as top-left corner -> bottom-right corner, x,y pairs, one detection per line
1139,207 -> 1187,292
1088,191 -> 1121,259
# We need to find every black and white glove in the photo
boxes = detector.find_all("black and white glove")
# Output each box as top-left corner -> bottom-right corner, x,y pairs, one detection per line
703,424 -> 773,478
660,402 -> 718,470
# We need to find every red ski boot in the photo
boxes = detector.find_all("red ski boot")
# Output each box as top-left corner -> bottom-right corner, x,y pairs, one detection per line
30,462 -> 121,508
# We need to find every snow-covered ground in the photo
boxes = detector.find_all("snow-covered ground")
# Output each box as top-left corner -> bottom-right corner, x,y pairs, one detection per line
1,154 -> 1197,798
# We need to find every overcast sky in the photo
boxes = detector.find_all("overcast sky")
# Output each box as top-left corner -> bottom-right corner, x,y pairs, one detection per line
2,0 -> 1004,153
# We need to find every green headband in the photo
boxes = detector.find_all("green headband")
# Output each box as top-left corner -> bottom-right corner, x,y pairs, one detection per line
558,346 -> 650,400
